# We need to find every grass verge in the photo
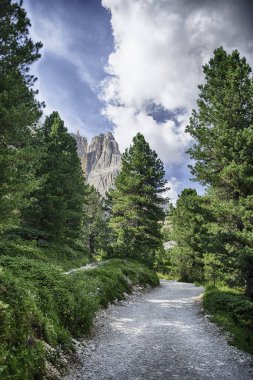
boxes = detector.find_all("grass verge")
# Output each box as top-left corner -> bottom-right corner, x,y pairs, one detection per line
202,286 -> 253,355
0,238 -> 159,380
156,272 -> 179,281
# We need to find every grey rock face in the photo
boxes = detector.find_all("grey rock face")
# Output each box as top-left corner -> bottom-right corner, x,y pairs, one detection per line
71,131 -> 121,196
72,131 -> 88,173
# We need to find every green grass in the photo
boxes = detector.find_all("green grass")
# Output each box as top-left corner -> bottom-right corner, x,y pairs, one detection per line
157,272 -> 179,281
0,238 -> 159,380
0,237 -> 89,271
203,286 -> 253,355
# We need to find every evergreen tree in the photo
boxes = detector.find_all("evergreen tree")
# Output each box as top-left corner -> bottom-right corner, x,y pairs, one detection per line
82,186 -> 111,257
109,133 -> 167,266
22,112 -> 87,240
170,189 -> 211,282
0,0 -> 43,227
186,47 -> 253,297
186,47 -> 253,199
203,188 -> 242,286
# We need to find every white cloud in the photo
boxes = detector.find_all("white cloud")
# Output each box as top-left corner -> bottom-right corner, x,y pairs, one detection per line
102,105 -> 190,165
101,0 -> 253,169
163,177 -> 181,205
101,0 -> 199,110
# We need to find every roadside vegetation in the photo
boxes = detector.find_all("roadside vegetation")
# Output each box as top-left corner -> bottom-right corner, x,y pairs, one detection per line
203,286 -> 253,355
162,47 -> 253,355
0,238 -> 158,379
1,0 -> 253,377
0,2 -> 162,378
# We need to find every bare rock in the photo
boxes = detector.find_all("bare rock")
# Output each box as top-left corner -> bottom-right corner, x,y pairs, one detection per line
71,131 -> 121,196
72,130 -> 88,174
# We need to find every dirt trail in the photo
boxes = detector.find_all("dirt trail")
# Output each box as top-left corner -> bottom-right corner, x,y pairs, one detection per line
65,280 -> 253,380
64,261 -> 109,275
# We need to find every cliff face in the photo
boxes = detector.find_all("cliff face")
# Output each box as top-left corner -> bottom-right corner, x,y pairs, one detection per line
73,131 -> 88,173
72,131 -> 121,196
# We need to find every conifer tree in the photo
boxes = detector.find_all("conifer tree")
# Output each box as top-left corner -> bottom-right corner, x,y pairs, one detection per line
82,186 -> 110,257
109,133 -> 167,265
22,112 -> 87,240
186,47 -> 253,199
0,0 -> 43,227
170,189 -> 212,282
186,47 -> 253,297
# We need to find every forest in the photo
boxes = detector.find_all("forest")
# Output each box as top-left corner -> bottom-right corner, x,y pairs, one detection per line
1,1 -> 253,379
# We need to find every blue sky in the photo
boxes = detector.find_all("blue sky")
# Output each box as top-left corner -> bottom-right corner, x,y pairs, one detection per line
25,0 -> 113,136
24,0 -> 253,203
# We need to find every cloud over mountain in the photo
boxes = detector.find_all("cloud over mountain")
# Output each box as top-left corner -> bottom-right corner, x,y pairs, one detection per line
101,0 -> 253,172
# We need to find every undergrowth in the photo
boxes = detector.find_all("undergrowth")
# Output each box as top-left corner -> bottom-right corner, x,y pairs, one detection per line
203,286 -> 253,355
0,237 -> 159,380
156,272 -> 179,281
0,237 -> 89,271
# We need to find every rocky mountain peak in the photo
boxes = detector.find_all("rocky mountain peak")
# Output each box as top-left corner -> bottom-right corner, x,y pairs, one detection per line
71,131 -> 121,196
74,131 -> 88,172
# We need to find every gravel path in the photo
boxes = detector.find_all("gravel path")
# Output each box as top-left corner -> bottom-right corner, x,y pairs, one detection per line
65,280 -> 253,380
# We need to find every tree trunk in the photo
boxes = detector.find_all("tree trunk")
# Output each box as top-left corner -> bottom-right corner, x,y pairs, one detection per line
246,276 -> 253,301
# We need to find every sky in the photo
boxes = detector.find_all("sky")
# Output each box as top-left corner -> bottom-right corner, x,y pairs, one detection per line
24,0 -> 253,203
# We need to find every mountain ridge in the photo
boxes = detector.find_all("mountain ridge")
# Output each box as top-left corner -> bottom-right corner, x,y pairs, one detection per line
71,131 -> 121,196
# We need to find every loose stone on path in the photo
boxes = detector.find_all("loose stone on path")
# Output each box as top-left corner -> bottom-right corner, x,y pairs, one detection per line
65,280 -> 253,380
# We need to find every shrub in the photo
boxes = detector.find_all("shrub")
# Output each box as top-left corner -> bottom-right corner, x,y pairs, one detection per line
0,250 -> 158,379
203,287 -> 253,354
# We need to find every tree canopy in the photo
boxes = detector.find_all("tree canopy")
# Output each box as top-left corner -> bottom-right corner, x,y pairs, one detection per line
109,133 -> 167,265
0,0 -> 43,228
186,47 -> 253,200
22,112 -> 87,240
185,47 -> 253,297
170,189 -> 212,282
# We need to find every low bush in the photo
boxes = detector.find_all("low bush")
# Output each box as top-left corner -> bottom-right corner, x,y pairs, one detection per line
0,238 -> 89,271
203,287 -> 253,354
0,243 -> 159,379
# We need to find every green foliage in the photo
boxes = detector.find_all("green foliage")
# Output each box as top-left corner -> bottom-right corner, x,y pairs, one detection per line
201,189 -> 247,286
168,186 -> 252,288
203,287 -> 253,354
186,47 -> 253,296
0,257 -> 99,379
82,186 -> 111,257
22,112 -> 87,241
0,236 -> 89,271
0,6 -> 161,377
109,133 -> 167,265
169,189 -> 212,282
203,253 -> 223,286
161,205 -> 174,241
186,47 -> 253,196
78,259 -> 159,307
0,238 -> 158,380
0,0 -> 42,74
157,272 -> 178,281
153,246 -> 171,274
0,0 -> 43,227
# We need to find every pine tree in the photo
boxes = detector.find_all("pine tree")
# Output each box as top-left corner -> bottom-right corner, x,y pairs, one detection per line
170,189 -> 212,282
109,133 -> 167,266
82,186 -> 110,257
22,112 -> 87,241
186,47 -> 253,199
0,0 -> 43,227
203,188 -> 243,285
186,47 -> 253,297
